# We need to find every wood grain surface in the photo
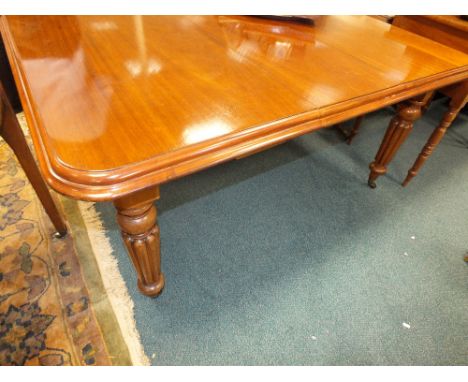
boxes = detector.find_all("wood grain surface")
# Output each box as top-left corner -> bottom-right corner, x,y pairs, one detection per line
2,15 -> 468,201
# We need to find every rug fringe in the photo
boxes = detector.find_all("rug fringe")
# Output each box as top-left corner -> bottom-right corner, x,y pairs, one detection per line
77,201 -> 150,366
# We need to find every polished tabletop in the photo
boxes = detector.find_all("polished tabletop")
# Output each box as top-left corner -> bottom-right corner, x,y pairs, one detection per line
2,16 -> 468,200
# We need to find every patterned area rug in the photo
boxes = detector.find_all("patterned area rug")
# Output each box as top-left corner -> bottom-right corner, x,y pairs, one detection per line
0,114 -> 148,365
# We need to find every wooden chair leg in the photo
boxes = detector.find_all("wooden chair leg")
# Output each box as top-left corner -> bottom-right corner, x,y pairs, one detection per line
402,99 -> 465,187
0,87 -> 67,236
0,37 -> 21,112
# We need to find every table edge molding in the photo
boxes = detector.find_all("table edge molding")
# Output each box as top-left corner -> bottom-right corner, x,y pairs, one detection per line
2,16 -> 468,201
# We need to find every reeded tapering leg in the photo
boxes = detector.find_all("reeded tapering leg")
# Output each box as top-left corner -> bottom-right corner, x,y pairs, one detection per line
367,94 -> 426,188
0,84 -> 67,236
402,102 -> 464,186
114,186 -> 165,297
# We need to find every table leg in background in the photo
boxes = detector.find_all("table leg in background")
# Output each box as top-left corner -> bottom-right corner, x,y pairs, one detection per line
403,83 -> 468,186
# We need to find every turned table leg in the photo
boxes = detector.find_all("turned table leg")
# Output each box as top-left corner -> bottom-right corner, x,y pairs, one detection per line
367,94 -> 426,188
114,186 -> 165,297
402,101 -> 464,186
402,83 -> 468,187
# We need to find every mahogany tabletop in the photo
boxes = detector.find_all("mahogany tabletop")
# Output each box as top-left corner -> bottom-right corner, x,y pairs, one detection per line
2,15 -> 468,201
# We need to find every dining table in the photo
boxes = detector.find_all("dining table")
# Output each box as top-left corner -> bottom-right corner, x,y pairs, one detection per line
2,15 -> 467,297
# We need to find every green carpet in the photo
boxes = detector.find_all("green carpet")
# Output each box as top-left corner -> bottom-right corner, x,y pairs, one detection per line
96,100 -> 468,365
